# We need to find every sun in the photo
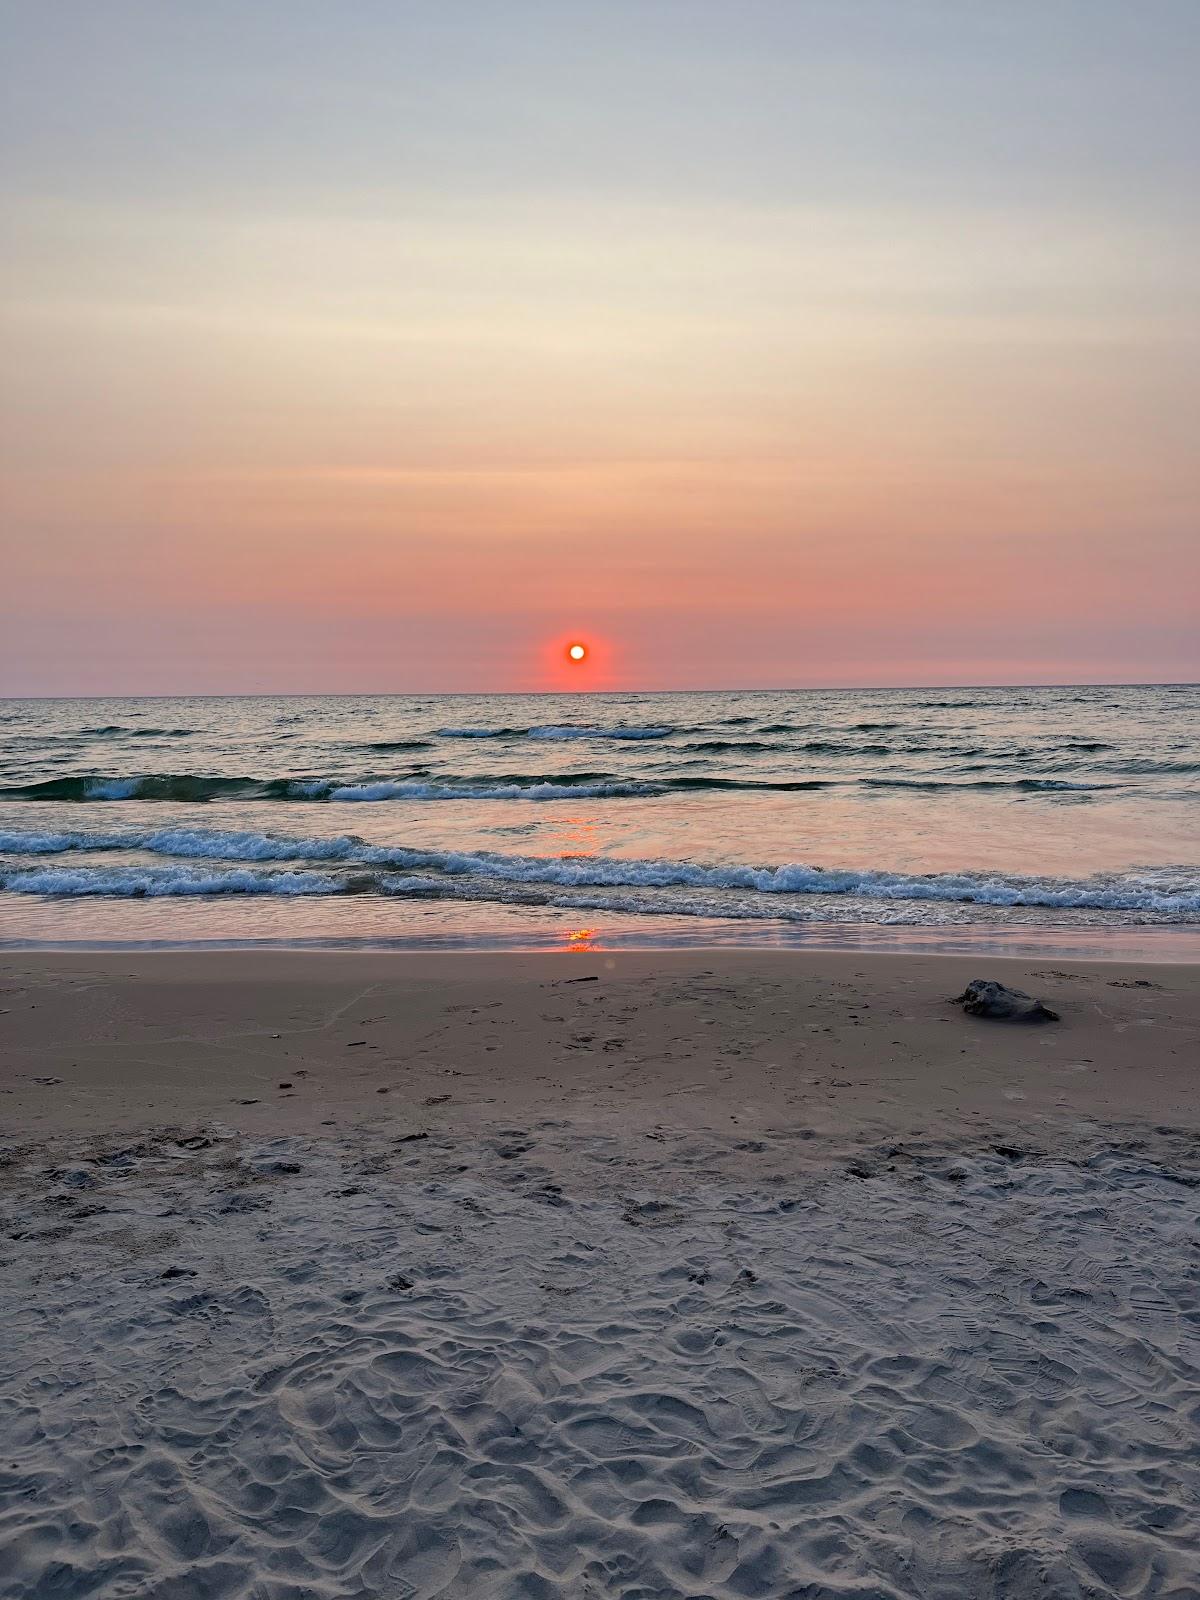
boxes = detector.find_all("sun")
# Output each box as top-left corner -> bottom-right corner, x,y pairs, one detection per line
543,633 -> 604,685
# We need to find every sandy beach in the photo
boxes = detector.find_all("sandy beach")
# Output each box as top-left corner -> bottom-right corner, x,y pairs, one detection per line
2,950 -> 1198,1598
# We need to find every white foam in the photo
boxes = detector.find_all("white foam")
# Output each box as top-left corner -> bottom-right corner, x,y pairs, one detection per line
0,866 -> 340,897
145,828 -> 360,862
3,827 -> 1199,917
0,829 -> 126,854
83,778 -> 142,800
327,780 -> 661,801
364,847 -> 1200,914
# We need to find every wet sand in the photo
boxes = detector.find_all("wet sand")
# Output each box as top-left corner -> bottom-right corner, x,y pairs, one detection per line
2,949 -> 1196,1139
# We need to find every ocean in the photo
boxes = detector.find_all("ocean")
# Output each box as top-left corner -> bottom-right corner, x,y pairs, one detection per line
1,684 -> 1197,956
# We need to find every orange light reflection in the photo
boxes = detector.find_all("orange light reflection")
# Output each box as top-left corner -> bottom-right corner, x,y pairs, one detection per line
553,814 -> 599,859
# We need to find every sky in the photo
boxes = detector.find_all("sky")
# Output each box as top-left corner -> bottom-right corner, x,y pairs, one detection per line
2,0 -> 1198,695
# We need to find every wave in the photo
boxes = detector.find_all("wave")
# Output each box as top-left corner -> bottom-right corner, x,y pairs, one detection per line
0,776 -> 278,803
3,830 -> 1197,916
0,827 -> 361,861
1,865 -> 342,898
646,775 -> 1113,794
0,773 -> 666,803
317,779 -> 660,801
799,740 -> 891,756
1097,758 -> 1200,777
665,737 -> 1109,762
434,724 -> 675,741
0,770 -> 1127,803
80,726 -> 194,738
857,776 -> 1118,793
662,776 -> 832,791
0,829 -> 132,855
360,740 -> 434,753
526,725 -> 674,741
681,740 -> 780,753
676,738 -> 896,756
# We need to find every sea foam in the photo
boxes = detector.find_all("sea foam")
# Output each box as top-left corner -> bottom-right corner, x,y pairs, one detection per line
3,827 -> 1198,916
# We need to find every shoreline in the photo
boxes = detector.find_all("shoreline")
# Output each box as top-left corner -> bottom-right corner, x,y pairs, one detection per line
4,918 -> 1200,964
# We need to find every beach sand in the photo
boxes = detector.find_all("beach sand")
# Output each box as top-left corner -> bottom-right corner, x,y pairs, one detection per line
2,951 -> 1197,1598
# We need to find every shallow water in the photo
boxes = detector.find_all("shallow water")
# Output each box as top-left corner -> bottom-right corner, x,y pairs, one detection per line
1,685 -> 1197,952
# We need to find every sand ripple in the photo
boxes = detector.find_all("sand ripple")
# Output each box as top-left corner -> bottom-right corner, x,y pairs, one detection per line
1,1126 -> 1198,1598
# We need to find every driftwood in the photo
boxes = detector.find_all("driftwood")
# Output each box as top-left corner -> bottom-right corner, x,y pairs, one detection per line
950,979 -> 1059,1023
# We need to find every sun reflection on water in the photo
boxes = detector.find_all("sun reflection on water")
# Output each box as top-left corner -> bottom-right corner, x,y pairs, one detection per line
552,814 -> 600,859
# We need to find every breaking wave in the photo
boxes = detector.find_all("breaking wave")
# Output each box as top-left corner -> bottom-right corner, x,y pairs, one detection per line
2,826 -> 1198,917
317,779 -> 660,802
0,771 -> 1126,803
1,866 -> 342,898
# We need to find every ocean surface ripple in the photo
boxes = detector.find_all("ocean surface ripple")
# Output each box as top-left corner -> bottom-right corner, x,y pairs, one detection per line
1,685 -> 1196,948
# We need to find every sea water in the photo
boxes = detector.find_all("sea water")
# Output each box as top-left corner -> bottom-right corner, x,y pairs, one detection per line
1,684 -> 1197,955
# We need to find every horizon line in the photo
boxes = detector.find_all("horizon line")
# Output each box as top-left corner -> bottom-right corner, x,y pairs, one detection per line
2,679 -> 1196,703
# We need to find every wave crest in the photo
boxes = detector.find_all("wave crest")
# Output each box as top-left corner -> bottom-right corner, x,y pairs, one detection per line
3,827 -> 1197,917
0,770 -> 1126,803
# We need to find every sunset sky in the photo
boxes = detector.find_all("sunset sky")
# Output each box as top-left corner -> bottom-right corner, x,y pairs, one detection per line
2,0 -> 1198,694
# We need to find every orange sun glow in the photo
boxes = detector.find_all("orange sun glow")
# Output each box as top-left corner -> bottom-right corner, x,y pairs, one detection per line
567,642 -> 587,662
